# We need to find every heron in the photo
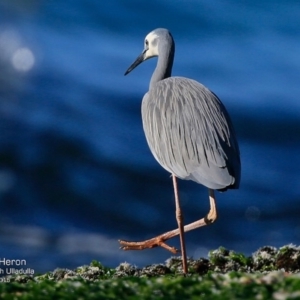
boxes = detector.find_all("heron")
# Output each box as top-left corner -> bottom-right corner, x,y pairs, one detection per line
119,28 -> 241,274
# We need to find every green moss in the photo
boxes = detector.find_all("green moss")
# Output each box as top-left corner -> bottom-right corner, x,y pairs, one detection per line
1,271 -> 300,300
276,245 -> 300,272
2,245 -> 300,299
229,251 -> 249,266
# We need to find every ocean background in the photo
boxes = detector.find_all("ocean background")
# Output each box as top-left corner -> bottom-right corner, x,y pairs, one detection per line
0,0 -> 300,273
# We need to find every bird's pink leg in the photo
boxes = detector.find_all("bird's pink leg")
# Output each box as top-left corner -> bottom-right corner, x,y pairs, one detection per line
119,189 -> 217,259
172,174 -> 188,273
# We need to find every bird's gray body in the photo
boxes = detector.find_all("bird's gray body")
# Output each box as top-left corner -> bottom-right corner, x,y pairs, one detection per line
125,28 -> 240,191
142,77 -> 240,190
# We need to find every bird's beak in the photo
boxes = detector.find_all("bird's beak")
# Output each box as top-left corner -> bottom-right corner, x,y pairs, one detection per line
124,49 -> 147,75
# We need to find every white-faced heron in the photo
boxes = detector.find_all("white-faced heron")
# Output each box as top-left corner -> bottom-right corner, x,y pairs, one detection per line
119,28 -> 241,274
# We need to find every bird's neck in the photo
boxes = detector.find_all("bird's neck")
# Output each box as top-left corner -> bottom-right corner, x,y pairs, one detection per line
149,44 -> 174,90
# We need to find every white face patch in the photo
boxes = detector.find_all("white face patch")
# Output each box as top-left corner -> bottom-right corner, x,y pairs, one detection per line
144,31 -> 159,59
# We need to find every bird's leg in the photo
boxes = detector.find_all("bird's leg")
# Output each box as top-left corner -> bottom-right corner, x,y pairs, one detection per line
119,188 -> 217,254
172,174 -> 188,273
206,189 -> 217,224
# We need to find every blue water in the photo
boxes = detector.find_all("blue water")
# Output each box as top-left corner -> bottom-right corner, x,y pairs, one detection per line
0,0 -> 300,273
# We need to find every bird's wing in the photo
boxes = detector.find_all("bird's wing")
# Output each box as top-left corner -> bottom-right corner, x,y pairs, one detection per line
142,77 -> 240,189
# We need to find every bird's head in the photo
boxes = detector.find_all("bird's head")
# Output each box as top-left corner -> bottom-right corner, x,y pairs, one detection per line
125,28 -> 173,75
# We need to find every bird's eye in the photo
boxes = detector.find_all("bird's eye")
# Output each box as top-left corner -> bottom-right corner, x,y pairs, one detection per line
145,40 -> 149,47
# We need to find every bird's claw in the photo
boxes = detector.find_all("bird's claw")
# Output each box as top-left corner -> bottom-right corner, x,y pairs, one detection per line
119,238 -> 179,254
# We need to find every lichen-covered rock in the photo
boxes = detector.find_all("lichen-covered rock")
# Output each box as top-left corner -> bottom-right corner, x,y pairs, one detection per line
5,244 -> 300,283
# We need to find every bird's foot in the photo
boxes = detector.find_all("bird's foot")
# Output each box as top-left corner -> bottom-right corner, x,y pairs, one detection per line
119,236 -> 179,254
